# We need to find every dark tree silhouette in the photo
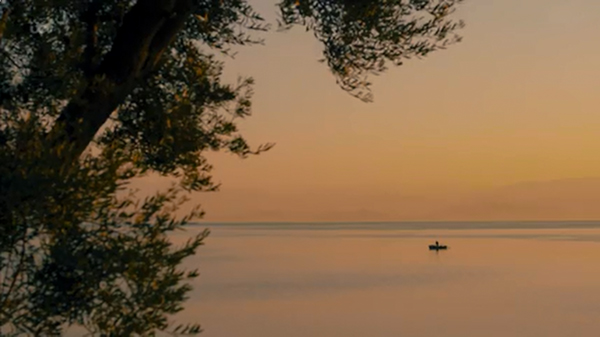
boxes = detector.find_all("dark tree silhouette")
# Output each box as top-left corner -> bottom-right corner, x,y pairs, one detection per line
0,0 -> 463,334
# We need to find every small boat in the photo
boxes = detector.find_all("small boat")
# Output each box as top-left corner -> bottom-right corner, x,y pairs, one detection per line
429,241 -> 448,250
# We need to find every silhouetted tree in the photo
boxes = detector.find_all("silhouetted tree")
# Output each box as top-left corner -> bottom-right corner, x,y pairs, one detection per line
0,0 -> 463,335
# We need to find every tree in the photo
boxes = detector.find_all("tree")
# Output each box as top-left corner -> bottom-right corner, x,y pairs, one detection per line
0,0 -> 464,335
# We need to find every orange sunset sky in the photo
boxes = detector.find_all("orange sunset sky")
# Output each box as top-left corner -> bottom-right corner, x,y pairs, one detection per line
138,0 -> 600,222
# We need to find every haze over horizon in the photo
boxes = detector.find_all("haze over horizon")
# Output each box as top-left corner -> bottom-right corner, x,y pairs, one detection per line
137,0 -> 600,222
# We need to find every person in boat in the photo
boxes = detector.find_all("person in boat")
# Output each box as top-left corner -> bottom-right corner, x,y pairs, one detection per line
435,241 -> 439,247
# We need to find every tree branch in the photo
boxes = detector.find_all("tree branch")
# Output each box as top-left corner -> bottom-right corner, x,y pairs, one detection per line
0,8 -> 9,43
81,0 -> 102,77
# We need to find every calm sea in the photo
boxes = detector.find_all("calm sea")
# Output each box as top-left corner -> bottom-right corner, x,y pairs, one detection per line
169,221 -> 600,337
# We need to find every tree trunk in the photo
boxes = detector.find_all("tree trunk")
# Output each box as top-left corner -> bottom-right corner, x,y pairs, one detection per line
47,0 -> 193,164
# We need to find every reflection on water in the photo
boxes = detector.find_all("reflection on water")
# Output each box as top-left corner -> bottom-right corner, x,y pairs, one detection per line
173,223 -> 600,337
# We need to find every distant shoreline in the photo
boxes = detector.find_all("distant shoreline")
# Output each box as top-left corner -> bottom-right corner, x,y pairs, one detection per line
190,220 -> 600,231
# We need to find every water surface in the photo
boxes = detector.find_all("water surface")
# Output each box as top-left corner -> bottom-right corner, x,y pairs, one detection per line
174,222 -> 600,337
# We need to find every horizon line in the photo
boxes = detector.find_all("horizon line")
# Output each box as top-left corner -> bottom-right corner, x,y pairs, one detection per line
193,220 -> 600,225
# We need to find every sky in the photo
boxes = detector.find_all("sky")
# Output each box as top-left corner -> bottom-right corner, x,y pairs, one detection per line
138,0 -> 600,222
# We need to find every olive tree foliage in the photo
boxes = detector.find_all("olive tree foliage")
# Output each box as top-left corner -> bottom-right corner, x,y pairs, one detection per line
0,0 -> 463,335
279,0 -> 464,101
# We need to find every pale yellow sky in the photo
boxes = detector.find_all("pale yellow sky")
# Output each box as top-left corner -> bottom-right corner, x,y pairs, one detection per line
139,0 -> 600,221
